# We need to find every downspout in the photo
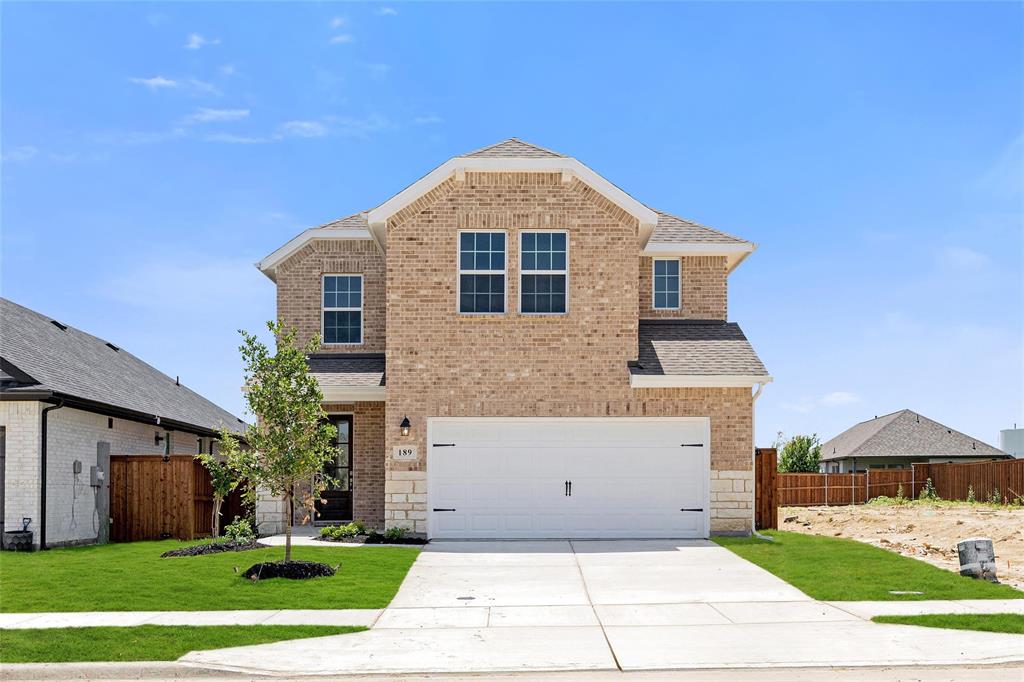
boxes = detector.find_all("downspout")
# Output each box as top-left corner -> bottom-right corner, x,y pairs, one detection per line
40,399 -> 65,550
750,383 -> 774,542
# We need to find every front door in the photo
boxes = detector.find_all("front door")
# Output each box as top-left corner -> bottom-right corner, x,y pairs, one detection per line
317,415 -> 353,523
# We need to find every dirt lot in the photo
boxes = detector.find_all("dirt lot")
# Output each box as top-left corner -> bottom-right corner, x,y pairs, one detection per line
780,503 -> 1024,590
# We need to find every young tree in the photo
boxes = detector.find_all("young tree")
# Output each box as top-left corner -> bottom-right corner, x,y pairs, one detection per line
777,434 -> 822,473
231,322 -> 337,562
195,433 -> 240,538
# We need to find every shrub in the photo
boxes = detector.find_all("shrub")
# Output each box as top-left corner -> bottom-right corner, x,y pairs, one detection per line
384,526 -> 407,541
918,478 -> 940,502
989,488 -> 1002,505
222,516 -> 256,544
319,522 -> 366,540
776,434 -> 822,473
896,483 -> 906,503
967,485 -> 976,504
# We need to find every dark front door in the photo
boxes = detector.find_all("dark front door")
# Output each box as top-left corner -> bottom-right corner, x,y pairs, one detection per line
317,415 -> 353,522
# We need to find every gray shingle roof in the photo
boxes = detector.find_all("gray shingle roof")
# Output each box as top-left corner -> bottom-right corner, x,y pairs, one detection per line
650,211 -> 751,245
313,212 -> 371,231
820,409 -> 1009,461
0,298 -> 245,435
307,354 -> 385,387
632,320 -> 769,376
463,138 -> 566,158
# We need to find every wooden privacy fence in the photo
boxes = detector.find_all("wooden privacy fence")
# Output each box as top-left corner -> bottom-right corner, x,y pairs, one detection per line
109,455 -> 244,542
754,448 -> 778,530
777,459 -> 1024,507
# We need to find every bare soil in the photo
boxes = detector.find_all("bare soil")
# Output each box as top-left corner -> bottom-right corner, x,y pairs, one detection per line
780,503 -> 1024,590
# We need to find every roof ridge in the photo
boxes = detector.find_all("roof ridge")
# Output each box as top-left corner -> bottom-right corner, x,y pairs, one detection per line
651,208 -> 751,244
843,410 -> 908,459
461,137 -> 566,158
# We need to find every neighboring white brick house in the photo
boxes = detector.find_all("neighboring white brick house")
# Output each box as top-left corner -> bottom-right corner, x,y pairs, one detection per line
0,298 -> 244,548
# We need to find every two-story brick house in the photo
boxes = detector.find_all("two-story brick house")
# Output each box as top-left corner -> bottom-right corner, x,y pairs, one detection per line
256,139 -> 770,538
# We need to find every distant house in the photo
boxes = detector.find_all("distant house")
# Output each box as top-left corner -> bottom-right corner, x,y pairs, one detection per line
0,298 -> 246,548
1000,427 -> 1023,459
819,409 -> 1010,473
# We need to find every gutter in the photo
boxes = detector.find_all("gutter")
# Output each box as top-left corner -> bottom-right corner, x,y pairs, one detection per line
39,399 -> 64,550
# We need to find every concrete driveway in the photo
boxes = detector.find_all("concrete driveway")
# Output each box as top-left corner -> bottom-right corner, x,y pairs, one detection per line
183,540 -> 1024,676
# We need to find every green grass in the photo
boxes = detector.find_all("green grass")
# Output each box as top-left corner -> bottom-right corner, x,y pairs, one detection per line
0,625 -> 365,663
714,530 -> 1024,601
873,613 -> 1024,634
0,541 -> 420,612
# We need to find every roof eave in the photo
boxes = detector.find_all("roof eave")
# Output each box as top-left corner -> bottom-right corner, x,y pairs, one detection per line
630,374 -> 773,389
257,225 -> 377,280
644,241 -> 757,273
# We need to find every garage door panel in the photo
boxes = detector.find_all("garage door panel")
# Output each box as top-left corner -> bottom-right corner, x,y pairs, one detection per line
428,418 -> 710,539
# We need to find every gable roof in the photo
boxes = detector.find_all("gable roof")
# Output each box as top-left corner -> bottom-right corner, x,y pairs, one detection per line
629,320 -> 771,388
0,298 -> 246,436
257,138 -> 757,278
820,409 -> 1008,461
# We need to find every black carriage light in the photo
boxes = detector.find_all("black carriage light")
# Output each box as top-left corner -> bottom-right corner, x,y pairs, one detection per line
400,416 -> 411,437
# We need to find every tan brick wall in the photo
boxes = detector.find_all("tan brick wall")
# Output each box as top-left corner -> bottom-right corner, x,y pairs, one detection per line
322,401 -> 385,527
276,239 -> 385,352
381,171 -> 752,535
638,256 -> 728,320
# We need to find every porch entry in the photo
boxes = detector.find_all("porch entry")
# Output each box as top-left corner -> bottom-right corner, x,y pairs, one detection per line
317,414 -> 353,522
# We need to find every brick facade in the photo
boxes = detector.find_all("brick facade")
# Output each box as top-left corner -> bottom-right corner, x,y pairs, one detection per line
638,255 -> 728,320
276,238 -> 386,352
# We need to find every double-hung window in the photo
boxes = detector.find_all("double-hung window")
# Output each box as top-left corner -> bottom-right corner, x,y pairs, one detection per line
652,259 -> 680,310
459,231 -> 506,313
323,275 -> 363,344
520,231 -> 568,314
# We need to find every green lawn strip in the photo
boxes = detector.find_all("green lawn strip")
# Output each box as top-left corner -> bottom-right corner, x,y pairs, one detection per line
0,542 -> 420,612
872,613 -> 1024,635
0,625 -> 365,663
714,531 -> 1024,601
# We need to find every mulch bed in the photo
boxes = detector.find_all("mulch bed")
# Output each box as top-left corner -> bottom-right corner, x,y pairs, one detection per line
319,533 -> 427,546
161,541 -> 269,558
243,560 -> 336,580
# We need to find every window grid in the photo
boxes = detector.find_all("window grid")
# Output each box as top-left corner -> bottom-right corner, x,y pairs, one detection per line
520,231 -> 568,315
652,258 -> 681,310
458,231 -> 506,314
323,275 -> 363,344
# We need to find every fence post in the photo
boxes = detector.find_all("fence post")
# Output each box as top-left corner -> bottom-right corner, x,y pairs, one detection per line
824,473 -> 829,506
911,464 -> 915,500
866,468 -> 870,504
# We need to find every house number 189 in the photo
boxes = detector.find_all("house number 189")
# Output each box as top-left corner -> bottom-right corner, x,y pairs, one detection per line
392,446 -> 418,460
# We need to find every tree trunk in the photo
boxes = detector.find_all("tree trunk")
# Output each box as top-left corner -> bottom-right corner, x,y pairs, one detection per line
284,488 -> 293,563
211,496 -> 222,538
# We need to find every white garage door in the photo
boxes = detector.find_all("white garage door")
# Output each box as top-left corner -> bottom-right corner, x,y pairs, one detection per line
427,417 -> 710,539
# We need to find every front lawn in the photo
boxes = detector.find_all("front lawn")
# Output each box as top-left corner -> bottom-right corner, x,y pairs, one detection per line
0,625 -> 364,663
0,541 -> 420,612
873,613 -> 1024,635
715,531 -> 1023,601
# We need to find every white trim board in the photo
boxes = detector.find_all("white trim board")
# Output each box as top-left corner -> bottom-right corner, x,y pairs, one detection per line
320,385 -> 386,402
630,374 -> 773,388
257,227 -> 375,281
366,157 -> 660,249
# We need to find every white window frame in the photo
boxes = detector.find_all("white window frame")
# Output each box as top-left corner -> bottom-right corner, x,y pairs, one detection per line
651,258 -> 681,311
456,230 -> 507,315
322,274 -> 364,345
519,230 -> 569,315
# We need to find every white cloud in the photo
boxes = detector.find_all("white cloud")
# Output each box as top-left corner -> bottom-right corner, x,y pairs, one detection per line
329,34 -> 354,44
185,78 -> 221,95
323,114 -> 390,138
204,133 -> 269,144
183,108 -> 250,124
90,128 -> 188,146
2,145 -> 39,162
936,245 -> 990,272
279,120 -> 328,138
219,64 -> 238,77
129,75 -> 179,90
413,115 -> 443,125
329,16 -> 347,29
376,7 -> 397,16
184,33 -> 220,50
820,391 -> 861,407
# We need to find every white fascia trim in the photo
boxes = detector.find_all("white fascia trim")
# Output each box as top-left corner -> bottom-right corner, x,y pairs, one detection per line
630,374 -> 774,388
365,157 -> 660,247
643,241 -> 757,273
257,227 -> 375,281
320,385 -> 386,402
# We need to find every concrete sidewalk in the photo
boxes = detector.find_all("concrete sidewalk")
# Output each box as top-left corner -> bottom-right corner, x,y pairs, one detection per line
0,609 -> 381,629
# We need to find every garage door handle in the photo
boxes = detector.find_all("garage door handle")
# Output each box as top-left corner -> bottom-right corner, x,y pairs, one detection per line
680,508 -> 704,512
433,443 -> 456,447
433,508 -> 456,512
680,443 -> 704,448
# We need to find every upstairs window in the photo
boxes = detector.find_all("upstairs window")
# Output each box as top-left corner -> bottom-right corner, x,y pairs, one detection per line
323,275 -> 363,344
459,231 -> 506,313
652,259 -> 680,310
521,231 -> 568,314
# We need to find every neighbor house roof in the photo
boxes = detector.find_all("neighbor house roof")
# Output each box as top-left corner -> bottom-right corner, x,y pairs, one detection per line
258,138 -> 757,279
0,298 -> 246,436
820,409 -> 1009,462
307,353 -> 386,402
629,320 -> 771,388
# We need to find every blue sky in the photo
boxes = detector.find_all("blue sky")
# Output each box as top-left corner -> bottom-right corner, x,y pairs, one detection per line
2,2 -> 1021,448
